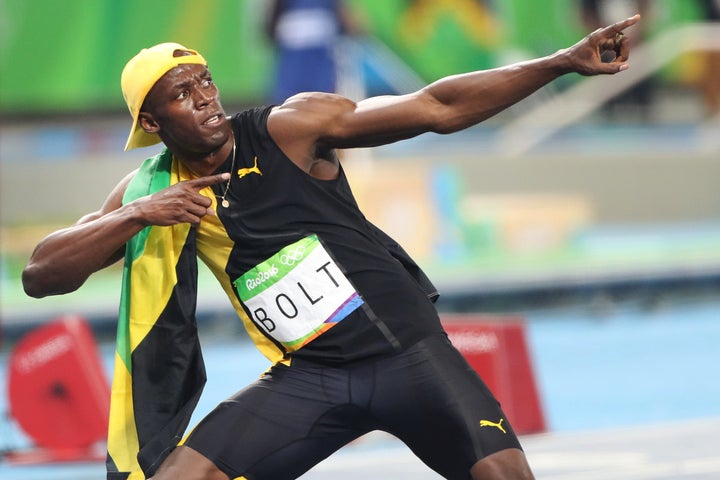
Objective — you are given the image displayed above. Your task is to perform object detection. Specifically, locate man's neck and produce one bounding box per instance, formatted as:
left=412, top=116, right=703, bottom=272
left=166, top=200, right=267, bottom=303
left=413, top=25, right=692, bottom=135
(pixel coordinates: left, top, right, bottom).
left=172, top=136, right=234, bottom=178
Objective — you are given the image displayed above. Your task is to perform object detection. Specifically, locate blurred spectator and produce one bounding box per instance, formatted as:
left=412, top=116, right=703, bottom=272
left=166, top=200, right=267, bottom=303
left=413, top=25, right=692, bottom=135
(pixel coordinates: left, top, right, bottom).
left=696, top=0, right=720, bottom=117
left=579, top=0, right=656, bottom=120
left=265, top=0, right=359, bottom=103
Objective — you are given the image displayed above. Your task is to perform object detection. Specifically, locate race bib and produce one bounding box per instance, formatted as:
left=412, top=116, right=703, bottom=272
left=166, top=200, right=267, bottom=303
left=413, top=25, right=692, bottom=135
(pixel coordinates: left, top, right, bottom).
left=234, top=235, right=363, bottom=351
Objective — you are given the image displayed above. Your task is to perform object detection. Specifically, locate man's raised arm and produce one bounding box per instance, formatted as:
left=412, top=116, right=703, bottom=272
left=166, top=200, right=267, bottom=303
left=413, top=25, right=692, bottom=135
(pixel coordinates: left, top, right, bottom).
left=270, top=15, right=640, bottom=155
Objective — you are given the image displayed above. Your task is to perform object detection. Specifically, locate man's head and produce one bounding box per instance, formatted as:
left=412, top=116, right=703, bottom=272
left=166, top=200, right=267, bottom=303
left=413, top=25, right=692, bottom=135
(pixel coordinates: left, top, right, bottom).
left=121, top=43, right=207, bottom=150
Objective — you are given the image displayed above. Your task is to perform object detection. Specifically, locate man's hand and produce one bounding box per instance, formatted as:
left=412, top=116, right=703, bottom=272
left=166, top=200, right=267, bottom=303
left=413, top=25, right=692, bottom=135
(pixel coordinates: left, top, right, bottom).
left=563, top=14, right=641, bottom=76
left=133, top=172, right=230, bottom=227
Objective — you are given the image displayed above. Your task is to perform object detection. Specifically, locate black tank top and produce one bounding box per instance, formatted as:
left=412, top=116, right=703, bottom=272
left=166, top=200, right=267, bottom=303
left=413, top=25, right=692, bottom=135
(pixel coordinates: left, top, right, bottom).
left=214, top=107, right=443, bottom=364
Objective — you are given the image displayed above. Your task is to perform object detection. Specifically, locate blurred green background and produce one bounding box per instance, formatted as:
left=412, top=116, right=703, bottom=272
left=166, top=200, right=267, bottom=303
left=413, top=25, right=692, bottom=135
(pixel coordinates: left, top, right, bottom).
left=0, top=0, right=706, bottom=114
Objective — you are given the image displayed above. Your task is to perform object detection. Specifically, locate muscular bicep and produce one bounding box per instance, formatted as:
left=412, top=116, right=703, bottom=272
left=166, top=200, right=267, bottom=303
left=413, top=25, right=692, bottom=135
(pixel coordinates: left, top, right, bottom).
left=334, top=93, right=447, bottom=148
left=268, top=91, right=443, bottom=154
left=23, top=170, right=139, bottom=297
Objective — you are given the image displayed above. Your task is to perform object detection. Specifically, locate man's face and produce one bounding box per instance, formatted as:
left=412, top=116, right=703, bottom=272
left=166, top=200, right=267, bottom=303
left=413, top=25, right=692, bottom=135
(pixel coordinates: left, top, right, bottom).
left=141, top=63, right=229, bottom=153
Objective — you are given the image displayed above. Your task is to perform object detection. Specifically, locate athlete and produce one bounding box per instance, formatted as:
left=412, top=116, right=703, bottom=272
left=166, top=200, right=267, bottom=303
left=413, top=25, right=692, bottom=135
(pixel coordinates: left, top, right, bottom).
left=22, top=14, right=640, bottom=480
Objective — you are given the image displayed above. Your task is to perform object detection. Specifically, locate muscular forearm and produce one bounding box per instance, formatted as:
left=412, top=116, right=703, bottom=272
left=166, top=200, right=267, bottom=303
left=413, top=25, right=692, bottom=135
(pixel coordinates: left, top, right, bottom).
left=22, top=171, right=228, bottom=298
left=423, top=51, right=572, bottom=134
left=423, top=10, right=639, bottom=135
left=22, top=204, right=145, bottom=298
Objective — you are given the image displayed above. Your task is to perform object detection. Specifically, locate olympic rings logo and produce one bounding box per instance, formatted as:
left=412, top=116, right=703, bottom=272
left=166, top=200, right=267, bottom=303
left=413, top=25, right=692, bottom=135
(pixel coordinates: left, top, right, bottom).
left=280, top=245, right=306, bottom=266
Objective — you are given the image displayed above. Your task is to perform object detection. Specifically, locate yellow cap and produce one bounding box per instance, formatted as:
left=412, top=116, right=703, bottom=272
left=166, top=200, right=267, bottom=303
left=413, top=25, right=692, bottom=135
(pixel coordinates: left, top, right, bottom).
left=121, top=43, right=207, bottom=150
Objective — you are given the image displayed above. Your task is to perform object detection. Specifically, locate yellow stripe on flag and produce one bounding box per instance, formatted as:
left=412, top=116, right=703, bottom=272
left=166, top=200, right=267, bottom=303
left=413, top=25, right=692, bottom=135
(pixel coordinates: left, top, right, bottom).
left=107, top=351, right=141, bottom=476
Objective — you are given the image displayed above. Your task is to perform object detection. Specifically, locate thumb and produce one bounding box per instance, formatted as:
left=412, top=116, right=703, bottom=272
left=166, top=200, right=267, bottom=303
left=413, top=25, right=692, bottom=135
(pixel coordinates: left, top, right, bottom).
left=598, top=62, right=630, bottom=75
left=614, top=63, right=630, bottom=73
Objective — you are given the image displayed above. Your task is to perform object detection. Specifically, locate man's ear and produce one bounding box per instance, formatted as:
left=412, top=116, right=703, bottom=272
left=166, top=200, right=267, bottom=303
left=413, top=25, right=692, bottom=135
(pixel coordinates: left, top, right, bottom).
left=138, top=112, right=160, bottom=134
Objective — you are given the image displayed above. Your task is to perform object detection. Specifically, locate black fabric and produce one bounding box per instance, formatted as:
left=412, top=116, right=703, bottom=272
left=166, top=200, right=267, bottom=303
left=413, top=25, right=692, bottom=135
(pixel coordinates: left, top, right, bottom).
left=106, top=473, right=130, bottom=480
left=185, top=333, right=521, bottom=480
left=213, top=107, right=444, bottom=364
left=105, top=454, right=130, bottom=480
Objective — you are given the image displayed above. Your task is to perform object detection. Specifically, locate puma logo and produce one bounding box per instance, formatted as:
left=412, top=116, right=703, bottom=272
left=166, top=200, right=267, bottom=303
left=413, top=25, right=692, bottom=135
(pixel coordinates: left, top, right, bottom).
left=237, top=156, right=262, bottom=179
left=479, top=418, right=507, bottom=434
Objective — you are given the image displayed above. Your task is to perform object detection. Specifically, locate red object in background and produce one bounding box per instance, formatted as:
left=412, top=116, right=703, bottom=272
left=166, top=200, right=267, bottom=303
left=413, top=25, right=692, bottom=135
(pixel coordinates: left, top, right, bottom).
left=6, top=315, right=110, bottom=462
left=442, top=315, right=546, bottom=435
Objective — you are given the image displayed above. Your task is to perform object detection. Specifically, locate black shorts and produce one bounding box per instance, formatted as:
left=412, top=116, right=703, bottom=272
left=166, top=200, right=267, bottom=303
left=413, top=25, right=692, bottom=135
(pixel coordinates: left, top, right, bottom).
left=184, top=332, right=522, bottom=480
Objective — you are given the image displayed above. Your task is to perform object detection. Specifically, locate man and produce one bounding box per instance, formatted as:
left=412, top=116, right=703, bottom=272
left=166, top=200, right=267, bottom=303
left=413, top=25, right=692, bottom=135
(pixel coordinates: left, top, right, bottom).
left=23, top=14, right=640, bottom=480
left=265, top=0, right=359, bottom=103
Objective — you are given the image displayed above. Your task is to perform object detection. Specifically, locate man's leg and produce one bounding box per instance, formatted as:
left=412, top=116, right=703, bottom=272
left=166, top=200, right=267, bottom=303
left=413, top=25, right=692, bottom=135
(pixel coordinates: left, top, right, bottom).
left=370, top=333, right=535, bottom=480
left=150, top=446, right=228, bottom=480
left=470, top=448, right=535, bottom=480
left=153, top=361, right=371, bottom=480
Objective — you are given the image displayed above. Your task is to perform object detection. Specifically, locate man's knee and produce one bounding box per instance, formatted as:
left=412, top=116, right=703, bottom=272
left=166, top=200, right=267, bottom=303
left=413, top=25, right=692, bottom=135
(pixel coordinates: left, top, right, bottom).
left=149, top=446, right=228, bottom=480
left=470, top=448, right=534, bottom=480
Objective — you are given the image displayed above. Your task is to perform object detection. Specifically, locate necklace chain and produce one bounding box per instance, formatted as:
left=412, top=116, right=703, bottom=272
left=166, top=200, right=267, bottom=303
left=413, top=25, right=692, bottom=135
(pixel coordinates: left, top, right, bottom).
left=217, top=139, right=236, bottom=208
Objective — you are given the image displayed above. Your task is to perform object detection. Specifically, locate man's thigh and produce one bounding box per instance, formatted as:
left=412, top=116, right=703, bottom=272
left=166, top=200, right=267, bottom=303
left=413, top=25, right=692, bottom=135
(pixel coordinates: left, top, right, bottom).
left=183, top=362, right=371, bottom=480
left=370, top=334, right=524, bottom=480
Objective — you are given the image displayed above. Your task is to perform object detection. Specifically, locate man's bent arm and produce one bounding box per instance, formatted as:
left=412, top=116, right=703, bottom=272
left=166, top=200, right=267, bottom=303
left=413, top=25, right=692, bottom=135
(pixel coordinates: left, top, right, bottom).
left=22, top=171, right=230, bottom=298
left=22, top=173, right=142, bottom=298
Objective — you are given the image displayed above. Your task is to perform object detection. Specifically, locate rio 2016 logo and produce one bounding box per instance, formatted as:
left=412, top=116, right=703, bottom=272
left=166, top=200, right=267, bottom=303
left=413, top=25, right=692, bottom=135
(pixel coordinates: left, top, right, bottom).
left=245, top=265, right=279, bottom=291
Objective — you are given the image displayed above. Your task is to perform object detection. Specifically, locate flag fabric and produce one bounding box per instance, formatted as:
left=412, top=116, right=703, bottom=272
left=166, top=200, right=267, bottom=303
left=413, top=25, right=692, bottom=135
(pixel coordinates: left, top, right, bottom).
left=106, top=149, right=206, bottom=480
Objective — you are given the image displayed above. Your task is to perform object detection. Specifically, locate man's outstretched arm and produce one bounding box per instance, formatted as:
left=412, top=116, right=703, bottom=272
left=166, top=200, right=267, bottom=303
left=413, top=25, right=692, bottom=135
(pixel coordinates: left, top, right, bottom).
left=269, top=15, right=640, bottom=159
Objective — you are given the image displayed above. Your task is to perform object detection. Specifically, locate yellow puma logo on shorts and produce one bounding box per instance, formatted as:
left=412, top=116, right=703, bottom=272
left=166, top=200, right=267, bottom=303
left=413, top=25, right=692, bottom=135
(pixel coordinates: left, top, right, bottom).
left=237, top=156, right=262, bottom=179
left=479, top=418, right=506, bottom=434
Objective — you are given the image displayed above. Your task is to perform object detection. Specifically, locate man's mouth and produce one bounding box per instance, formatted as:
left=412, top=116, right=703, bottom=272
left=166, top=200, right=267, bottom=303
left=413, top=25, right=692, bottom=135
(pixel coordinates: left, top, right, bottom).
left=202, top=113, right=223, bottom=126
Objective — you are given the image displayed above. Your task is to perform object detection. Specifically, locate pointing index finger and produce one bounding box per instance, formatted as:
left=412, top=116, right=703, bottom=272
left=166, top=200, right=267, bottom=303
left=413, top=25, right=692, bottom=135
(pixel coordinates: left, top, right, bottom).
left=189, top=172, right=231, bottom=189
left=605, top=13, right=641, bottom=36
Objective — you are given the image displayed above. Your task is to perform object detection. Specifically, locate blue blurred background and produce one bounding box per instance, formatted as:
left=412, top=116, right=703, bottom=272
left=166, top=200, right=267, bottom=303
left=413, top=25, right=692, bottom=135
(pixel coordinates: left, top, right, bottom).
left=1, top=0, right=719, bottom=472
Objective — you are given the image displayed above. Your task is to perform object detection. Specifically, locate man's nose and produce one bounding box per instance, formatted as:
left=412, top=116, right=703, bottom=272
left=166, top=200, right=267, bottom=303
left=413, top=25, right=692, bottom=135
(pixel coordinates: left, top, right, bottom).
left=194, top=86, right=214, bottom=107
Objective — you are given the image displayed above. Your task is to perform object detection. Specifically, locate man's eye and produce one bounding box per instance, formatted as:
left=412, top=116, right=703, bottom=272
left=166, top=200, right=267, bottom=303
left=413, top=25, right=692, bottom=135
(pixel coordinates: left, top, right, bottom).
left=177, top=90, right=188, bottom=99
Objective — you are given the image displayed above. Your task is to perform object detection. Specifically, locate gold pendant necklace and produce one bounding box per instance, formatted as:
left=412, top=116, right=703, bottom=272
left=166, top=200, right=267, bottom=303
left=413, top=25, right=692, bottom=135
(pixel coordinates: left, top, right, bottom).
left=217, top=139, right=236, bottom=208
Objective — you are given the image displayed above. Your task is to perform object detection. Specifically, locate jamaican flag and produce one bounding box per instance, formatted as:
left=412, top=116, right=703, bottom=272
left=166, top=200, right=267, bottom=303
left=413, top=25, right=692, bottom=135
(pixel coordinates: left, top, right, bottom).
left=104, top=144, right=311, bottom=479
left=106, top=149, right=206, bottom=480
